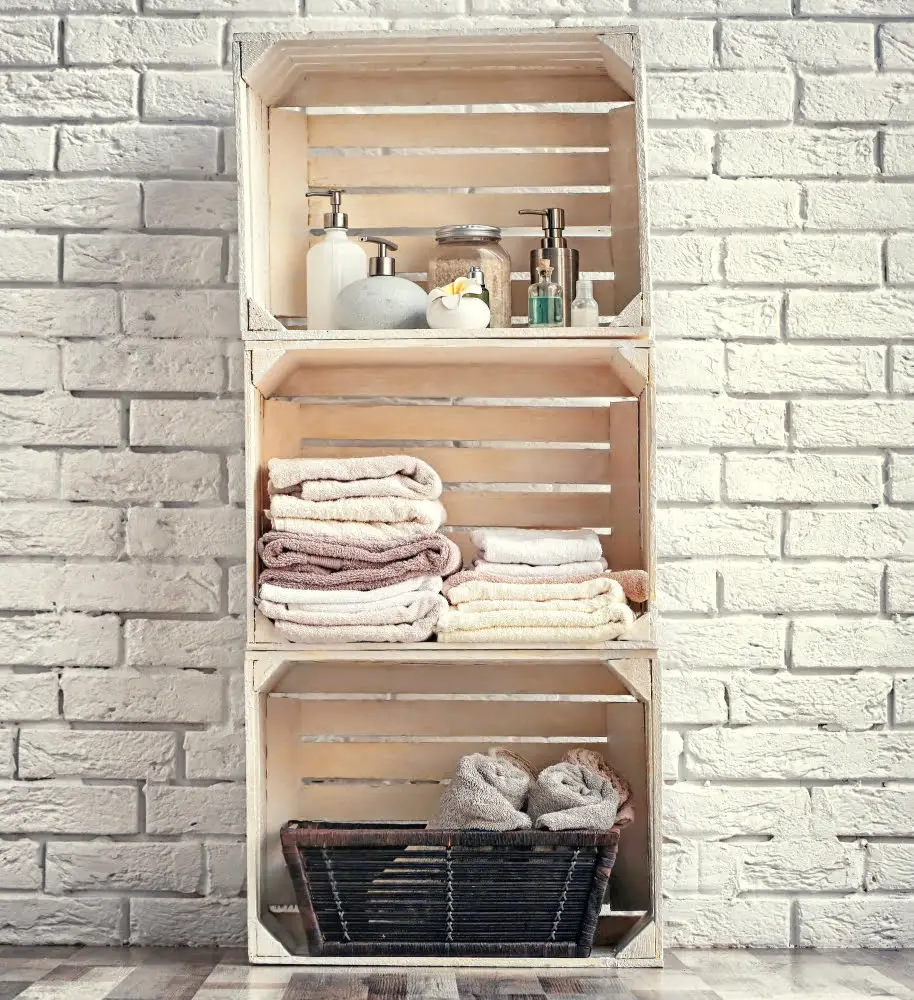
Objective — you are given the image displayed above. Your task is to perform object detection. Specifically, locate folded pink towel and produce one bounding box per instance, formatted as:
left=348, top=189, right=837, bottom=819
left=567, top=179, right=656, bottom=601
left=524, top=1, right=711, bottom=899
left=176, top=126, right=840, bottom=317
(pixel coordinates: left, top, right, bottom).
left=258, top=531, right=461, bottom=591
left=268, top=455, right=441, bottom=500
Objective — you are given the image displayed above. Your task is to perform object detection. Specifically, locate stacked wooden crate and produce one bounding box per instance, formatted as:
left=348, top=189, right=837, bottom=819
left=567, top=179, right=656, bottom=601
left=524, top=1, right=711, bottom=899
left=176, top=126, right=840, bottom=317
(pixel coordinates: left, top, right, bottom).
left=235, top=27, right=660, bottom=967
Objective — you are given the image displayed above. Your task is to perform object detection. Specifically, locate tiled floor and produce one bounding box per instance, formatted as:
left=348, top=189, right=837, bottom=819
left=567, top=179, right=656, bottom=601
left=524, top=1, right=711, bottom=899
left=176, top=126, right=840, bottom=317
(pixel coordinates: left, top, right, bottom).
left=0, top=948, right=911, bottom=999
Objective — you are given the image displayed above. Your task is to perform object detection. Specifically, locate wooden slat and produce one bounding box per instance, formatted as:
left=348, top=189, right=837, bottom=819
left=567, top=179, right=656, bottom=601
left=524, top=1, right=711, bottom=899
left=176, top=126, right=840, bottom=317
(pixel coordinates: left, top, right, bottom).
left=307, top=113, right=611, bottom=150
left=265, top=445, right=611, bottom=485
left=289, top=57, right=608, bottom=75
left=264, top=489, right=613, bottom=529
left=264, top=400, right=613, bottom=444
left=441, top=490, right=612, bottom=529
left=295, top=741, right=611, bottom=780
left=606, top=399, right=642, bottom=572
left=281, top=74, right=628, bottom=109
left=308, top=193, right=610, bottom=230
left=296, top=782, right=443, bottom=823
left=266, top=33, right=605, bottom=59
left=269, top=363, right=630, bottom=400
left=273, top=661, right=629, bottom=696
left=308, top=152, right=610, bottom=189
left=608, top=104, right=642, bottom=314
left=382, top=235, right=612, bottom=276
left=269, top=107, right=309, bottom=319
left=293, top=700, right=608, bottom=737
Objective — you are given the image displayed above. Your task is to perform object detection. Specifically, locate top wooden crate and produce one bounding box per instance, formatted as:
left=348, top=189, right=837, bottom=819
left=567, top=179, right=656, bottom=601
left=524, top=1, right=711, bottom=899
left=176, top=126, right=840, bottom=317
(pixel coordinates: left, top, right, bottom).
left=234, top=28, right=649, bottom=339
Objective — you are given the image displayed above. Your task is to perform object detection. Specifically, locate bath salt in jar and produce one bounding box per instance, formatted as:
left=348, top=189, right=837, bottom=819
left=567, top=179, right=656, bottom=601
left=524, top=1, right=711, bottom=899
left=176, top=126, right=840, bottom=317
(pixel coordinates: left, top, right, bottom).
left=428, top=225, right=512, bottom=329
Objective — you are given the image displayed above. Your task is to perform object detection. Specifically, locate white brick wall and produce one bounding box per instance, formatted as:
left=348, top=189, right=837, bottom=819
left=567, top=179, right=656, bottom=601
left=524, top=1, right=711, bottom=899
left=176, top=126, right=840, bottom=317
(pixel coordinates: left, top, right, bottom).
left=0, top=3, right=909, bottom=954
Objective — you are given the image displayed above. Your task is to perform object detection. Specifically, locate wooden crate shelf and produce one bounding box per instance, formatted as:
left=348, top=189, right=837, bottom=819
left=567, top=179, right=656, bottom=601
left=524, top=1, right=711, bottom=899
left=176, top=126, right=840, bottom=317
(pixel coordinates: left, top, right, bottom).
left=234, top=27, right=649, bottom=338
left=246, top=648, right=662, bottom=967
left=238, top=26, right=658, bottom=968
left=246, top=337, right=655, bottom=650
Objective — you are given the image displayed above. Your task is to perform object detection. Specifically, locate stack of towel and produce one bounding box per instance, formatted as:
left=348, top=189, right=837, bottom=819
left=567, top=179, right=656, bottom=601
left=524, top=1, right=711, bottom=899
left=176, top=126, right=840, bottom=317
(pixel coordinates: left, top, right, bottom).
left=257, top=455, right=460, bottom=643
left=436, top=528, right=646, bottom=645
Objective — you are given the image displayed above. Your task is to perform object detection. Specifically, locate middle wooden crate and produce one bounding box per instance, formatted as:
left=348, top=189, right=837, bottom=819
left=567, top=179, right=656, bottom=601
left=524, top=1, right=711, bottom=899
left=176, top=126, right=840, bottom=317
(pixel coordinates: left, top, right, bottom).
left=247, top=337, right=654, bottom=649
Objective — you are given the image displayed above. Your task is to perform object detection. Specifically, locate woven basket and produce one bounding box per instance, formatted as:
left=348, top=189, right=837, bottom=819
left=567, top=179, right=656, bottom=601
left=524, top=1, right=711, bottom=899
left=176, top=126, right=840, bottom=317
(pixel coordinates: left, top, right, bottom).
left=280, top=821, right=621, bottom=958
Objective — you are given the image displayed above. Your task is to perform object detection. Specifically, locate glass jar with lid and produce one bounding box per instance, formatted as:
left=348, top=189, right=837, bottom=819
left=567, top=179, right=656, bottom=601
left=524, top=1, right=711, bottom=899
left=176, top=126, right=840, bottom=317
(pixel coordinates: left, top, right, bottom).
left=428, top=225, right=512, bottom=329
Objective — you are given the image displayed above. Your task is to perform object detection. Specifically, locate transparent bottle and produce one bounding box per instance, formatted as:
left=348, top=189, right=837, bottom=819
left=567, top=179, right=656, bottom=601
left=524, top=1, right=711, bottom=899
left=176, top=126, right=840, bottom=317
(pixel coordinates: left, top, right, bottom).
left=570, top=277, right=599, bottom=328
left=428, top=225, right=511, bottom=328
left=527, top=260, right=563, bottom=327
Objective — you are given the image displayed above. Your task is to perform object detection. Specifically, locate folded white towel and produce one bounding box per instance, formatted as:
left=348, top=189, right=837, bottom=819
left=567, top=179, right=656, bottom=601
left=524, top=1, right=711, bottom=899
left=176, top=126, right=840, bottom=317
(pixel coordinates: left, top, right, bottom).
left=471, top=528, right=604, bottom=566
left=259, top=593, right=447, bottom=627
left=472, top=558, right=608, bottom=579
left=260, top=576, right=443, bottom=607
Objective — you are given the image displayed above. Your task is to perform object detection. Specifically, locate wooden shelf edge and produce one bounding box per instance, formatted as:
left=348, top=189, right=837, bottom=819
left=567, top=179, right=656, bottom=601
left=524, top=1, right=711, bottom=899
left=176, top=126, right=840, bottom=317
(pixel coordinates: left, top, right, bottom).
left=246, top=640, right=659, bottom=655
left=243, top=324, right=652, bottom=343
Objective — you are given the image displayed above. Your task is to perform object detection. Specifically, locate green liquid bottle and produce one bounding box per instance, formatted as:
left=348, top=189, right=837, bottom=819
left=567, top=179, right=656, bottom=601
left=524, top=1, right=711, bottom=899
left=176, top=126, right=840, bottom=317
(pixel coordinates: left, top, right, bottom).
left=527, top=259, right=564, bottom=328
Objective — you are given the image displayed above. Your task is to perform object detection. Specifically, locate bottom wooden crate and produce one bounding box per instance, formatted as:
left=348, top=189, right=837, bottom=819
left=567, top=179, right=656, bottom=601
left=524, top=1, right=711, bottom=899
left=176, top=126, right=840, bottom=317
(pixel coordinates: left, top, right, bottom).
left=246, top=647, right=662, bottom=967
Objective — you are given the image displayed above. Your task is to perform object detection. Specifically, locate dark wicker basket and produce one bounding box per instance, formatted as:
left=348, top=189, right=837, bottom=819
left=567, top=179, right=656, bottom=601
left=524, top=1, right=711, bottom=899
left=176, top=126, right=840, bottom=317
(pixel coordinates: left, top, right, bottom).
left=280, top=820, right=621, bottom=958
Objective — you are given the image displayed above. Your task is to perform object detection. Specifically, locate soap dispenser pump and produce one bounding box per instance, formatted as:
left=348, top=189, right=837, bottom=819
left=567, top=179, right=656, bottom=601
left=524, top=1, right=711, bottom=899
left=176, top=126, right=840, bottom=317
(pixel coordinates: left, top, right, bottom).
left=305, top=187, right=368, bottom=331
left=335, top=237, right=429, bottom=331
left=518, top=207, right=579, bottom=326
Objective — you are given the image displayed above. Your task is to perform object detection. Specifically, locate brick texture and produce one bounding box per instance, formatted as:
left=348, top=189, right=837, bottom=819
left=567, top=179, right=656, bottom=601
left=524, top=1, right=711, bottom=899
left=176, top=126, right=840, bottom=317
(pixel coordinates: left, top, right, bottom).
left=0, top=3, right=908, bottom=953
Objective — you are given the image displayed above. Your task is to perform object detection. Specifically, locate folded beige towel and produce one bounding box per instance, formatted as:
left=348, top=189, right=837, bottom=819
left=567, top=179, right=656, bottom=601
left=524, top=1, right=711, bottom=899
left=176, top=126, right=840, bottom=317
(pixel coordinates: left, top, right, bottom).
left=259, top=592, right=446, bottom=628
left=444, top=575, right=625, bottom=605
left=471, top=528, right=604, bottom=566
left=438, top=601, right=634, bottom=635
left=260, top=575, right=443, bottom=607
left=270, top=495, right=445, bottom=529
left=427, top=749, right=535, bottom=831
left=436, top=622, right=633, bottom=644
left=473, top=557, right=608, bottom=579
left=528, top=749, right=632, bottom=831
left=268, top=455, right=441, bottom=501
left=269, top=518, right=437, bottom=541
left=454, top=595, right=629, bottom=618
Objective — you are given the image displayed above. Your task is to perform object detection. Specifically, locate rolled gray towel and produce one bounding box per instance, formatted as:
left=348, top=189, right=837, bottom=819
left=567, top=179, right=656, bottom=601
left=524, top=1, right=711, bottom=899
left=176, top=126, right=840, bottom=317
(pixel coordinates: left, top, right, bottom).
left=528, top=749, right=632, bottom=831
left=428, top=750, right=535, bottom=831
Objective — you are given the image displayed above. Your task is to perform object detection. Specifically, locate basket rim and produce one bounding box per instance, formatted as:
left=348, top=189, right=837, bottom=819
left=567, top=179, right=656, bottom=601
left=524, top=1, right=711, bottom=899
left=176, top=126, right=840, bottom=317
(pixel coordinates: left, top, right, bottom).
left=280, top=820, right=621, bottom=848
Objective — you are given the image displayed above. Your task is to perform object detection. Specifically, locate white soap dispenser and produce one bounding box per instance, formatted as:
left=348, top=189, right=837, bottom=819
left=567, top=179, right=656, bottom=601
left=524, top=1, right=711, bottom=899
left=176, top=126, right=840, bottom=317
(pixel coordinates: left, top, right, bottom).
left=335, top=237, right=429, bottom=330
left=305, top=188, right=368, bottom=330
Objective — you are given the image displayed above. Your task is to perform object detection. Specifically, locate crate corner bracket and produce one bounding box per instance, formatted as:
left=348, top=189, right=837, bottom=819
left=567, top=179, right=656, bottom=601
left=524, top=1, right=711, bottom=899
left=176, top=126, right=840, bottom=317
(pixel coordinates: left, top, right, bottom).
left=248, top=297, right=286, bottom=335
left=615, top=917, right=661, bottom=962
left=606, top=657, right=651, bottom=701
left=608, top=294, right=643, bottom=329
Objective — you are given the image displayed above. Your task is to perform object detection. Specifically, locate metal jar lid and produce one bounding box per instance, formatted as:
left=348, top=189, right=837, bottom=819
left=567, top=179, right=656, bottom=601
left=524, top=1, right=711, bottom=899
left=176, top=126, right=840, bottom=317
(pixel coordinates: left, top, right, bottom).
left=434, top=224, right=502, bottom=243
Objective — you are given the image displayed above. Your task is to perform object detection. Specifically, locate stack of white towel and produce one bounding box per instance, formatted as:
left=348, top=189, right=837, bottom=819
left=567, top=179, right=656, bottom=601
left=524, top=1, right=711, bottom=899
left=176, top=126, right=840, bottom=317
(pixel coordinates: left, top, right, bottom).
left=257, top=455, right=460, bottom=643
left=436, top=528, right=636, bottom=645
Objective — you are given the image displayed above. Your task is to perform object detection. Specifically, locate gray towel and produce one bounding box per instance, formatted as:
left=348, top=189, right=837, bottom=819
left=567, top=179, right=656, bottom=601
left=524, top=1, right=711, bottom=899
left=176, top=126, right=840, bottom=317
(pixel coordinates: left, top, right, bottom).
left=527, top=749, right=631, bottom=831
left=428, top=750, right=535, bottom=831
